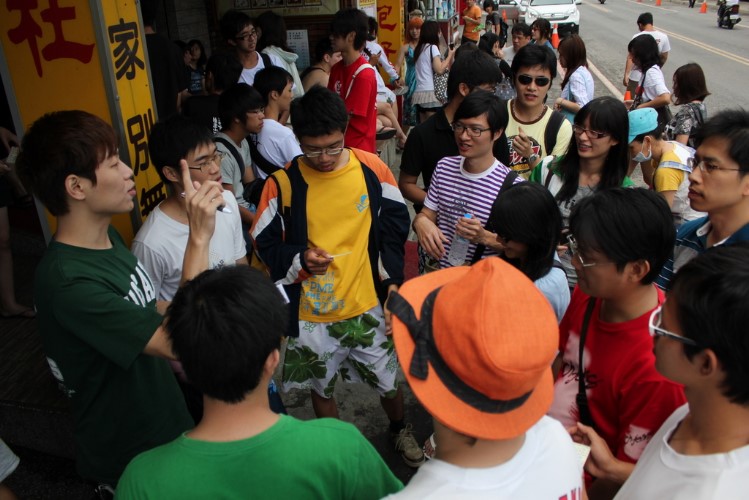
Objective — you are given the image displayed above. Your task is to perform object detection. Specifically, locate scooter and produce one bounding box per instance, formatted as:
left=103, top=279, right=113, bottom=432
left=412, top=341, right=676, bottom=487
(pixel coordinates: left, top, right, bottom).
left=717, top=0, right=741, bottom=29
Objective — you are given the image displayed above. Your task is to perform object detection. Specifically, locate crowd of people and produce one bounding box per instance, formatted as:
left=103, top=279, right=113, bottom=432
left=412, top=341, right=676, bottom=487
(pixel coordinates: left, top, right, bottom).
left=1, top=1, right=749, bottom=499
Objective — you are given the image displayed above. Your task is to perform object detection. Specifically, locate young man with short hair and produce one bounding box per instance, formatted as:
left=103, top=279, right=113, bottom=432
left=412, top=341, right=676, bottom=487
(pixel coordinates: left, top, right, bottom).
left=506, top=44, right=572, bottom=177
left=250, top=86, right=422, bottom=467
left=550, top=188, right=686, bottom=500
left=570, top=244, right=749, bottom=499
left=386, top=257, right=583, bottom=498
left=623, top=12, right=671, bottom=94
left=656, top=109, right=749, bottom=291
left=501, top=22, right=531, bottom=66
left=461, top=0, right=482, bottom=45
left=219, top=10, right=281, bottom=86
left=327, top=8, right=378, bottom=154
left=17, top=110, right=222, bottom=489
left=116, top=266, right=403, bottom=499
left=253, top=66, right=303, bottom=171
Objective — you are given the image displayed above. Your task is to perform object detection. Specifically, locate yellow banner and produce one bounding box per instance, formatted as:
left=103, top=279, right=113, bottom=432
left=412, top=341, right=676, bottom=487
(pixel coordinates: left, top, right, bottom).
left=376, top=0, right=404, bottom=70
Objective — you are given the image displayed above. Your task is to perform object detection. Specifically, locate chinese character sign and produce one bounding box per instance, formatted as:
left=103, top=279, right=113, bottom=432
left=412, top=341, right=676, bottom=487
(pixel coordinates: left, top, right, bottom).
left=376, top=0, right=404, bottom=70
left=108, top=17, right=144, bottom=81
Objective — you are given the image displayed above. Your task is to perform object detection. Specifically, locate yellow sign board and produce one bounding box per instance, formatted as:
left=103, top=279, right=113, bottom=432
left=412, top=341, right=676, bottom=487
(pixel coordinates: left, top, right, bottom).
left=376, top=0, right=404, bottom=70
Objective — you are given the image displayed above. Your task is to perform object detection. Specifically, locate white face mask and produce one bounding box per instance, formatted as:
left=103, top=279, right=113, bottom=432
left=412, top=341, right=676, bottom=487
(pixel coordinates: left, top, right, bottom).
left=632, top=139, right=652, bottom=163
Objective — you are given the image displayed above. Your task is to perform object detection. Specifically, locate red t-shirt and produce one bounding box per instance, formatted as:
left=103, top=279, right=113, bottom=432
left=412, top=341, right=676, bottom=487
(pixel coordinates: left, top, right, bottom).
left=549, top=287, right=686, bottom=464
left=328, top=56, right=377, bottom=154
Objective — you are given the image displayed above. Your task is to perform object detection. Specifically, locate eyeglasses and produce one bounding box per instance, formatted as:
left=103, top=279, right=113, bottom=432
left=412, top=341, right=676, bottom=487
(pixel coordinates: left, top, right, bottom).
left=302, top=143, right=345, bottom=158
left=247, top=108, right=265, bottom=116
left=517, top=74, right=551, bottom=87
left=572, top=125, right=609, bottom=139
left=687, top=158, right=742, bottom=174
left=531, top=27, right=540, bottom=31
left=188, top=151, right=225, bottom=172
left=649, top=306, right=699, bottom=346
left=235, top=30, right=258, bottom=41
left=451, top=123, right=492, bottom=137
left=566, top=234, right=605, bottom=268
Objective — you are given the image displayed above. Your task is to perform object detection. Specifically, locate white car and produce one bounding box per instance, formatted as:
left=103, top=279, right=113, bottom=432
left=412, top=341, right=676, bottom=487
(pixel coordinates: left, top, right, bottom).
left=519, top=0, right=580, bottom=37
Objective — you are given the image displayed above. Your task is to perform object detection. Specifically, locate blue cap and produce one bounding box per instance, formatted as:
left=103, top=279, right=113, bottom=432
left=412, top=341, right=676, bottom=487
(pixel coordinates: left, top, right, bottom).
left=628, top=108, right=659, bottom=144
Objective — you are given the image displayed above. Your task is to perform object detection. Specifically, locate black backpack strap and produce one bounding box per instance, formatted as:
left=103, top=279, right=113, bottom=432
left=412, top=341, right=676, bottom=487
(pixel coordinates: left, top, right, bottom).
left=213, top=136, right=246, bottom=179
left=544, top=110, right=565, bottom=158
left=470, top=170, right=518, bottom=264
left=576, top=298, right=598, bottom=428
left=247, top=137, right=282, bottom=177
left=259, top=52, right=273, bottom=69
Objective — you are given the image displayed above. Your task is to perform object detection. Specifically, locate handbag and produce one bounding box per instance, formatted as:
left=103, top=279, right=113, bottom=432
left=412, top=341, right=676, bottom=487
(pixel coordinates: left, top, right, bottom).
left=433, top=67, right=449, bottom=104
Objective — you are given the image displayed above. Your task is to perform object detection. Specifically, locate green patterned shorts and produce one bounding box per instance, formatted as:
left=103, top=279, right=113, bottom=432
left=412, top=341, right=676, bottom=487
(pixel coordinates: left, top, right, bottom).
left=282, top=305, right=399, bottom=399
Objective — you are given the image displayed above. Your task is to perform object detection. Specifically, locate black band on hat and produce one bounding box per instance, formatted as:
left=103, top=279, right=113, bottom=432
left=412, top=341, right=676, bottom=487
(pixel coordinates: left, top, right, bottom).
left=388, top=290, right=532, bottom=414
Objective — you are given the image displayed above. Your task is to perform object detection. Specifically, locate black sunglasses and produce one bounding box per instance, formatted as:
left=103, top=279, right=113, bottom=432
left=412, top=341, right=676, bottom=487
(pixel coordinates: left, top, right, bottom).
left=517, top=74, right=551, bottom=87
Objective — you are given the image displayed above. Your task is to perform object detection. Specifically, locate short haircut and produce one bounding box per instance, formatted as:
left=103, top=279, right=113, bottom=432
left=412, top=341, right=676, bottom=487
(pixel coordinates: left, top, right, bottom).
left=489, top=182, right=561, bottom=282
left=290, top=85, right=348, bottom=139
left=330, top=8, right=369, bottom=51
left=628, top=34, right=660, bottom=72
left=218, top=83, right=264, bottom=131
left=569, top=188, right=675, bottom=285
left=670, top=243, right=749, bottom=405
left=672, top=63, right=710, bottom=105
left=165, top=266, right=288, bottom=403
left=148, top=115, right=213, bottom=185
left=530, top=18, right=552, bottom=40
left=220, top=9, right=252, bottom=41
left=256, top=10, right=291, bottom=52
left=446, top=50, right=502, bottom=101
left=254, top=66, right=293, bottom=105
left=483, top=0, right=495, bottom=10
left=478, top=32, right=501, bottom=57
left=453, top=90, right=508, bottom=135
left=511, top=43, right=557, bottom=80
left=205, top=51, right=243, bottom=92
left=18, top=110, right=118, bottom=216
left=694, top=108, right=749, bottom=175
left=312, top=37, right=335, bottom=63
left=637, top=12, right=654, bottom=26
left=512, top=22, right=532, bottom=37
left=556, top=97, right=630, bottom=203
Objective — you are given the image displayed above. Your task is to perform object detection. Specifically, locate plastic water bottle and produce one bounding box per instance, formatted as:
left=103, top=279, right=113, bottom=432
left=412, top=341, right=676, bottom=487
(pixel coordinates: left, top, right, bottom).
left=447, top=213, right=473, bottom=267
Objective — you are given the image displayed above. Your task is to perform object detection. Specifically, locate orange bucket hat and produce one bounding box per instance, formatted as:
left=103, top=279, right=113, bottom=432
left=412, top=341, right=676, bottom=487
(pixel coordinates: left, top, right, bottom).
left=389, top=258, right=558, bottom=440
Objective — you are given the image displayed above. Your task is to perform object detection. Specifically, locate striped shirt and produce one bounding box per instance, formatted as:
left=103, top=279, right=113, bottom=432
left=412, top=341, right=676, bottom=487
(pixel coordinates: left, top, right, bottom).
left=424, top=156, right=521, bottom=268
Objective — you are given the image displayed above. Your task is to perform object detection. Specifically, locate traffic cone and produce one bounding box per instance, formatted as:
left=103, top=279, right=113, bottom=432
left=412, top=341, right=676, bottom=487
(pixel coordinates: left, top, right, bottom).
left=655, top=0, right=661, bottom=5
left=700, top=1, right=707, bottom=13
left=623, top=90, right=632, bottom=101
left=502, top=9, right=507, bottom=22
left=551, top=24, right=560, bottom=49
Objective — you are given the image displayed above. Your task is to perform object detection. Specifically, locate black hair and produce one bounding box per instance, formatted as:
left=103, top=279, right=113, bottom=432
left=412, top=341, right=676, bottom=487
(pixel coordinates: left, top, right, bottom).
left=483, top=0, right=496, bottom=10
left=672, top=63, right=710, bottom=105
left=166, top=266, right=288, bottom=403
left=628, top=34, right=660, bottom=74
left=637, top=12, right=654, bottom=26
left=187, top=39, right=207, bottom=68
left=670, top=243, right=749, bottom=405
left=489, top=182, right=561, bottom=281
left=511, top=43, right=557, bottom=80
left=330, top=8, right=369, bottom=51
left=256, top=10, right=292, bottom=52
left=290, top=85, right=348, bottom=139
left=205, top=51, right=243, bottom=92
left=446, top=50, right=502, bottom=101
left=530, top=18, right=552, bottom=41
left=478, top=32, right=501, bottom=58
left=218, top=83, right=264, bottom=131
left=254, top=66, right=293, bottom=105
left=631, top=120, right=666, bottom=144
left=556, top=97, right=630, bottom=203
left=569, top=188, right=674, bottom=284
left=139, top=0, right=158, bottom=28
left=220, top=9, right=252, bottom=42
left=453, top=90, right=508, bottom=135
left=18, top=111, right=118, bottom=216
left=415, top=20, right=440, bottom=61
left=511, top=22, right=532, bottom=37
left=312, top=37, right=336, bottom=63
left=148, top=114, right=213, bottom=185
left=693, top=108, right=749, bottom=174
left=367, top=16, right=379, bottom=40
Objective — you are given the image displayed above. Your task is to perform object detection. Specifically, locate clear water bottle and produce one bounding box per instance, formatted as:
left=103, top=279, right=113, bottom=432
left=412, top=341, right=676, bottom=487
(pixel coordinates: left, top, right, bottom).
left=447, top=213, right=472, bottom=267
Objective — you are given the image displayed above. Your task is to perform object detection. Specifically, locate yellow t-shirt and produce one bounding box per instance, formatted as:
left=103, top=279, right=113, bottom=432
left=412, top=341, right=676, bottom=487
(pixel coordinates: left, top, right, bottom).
left=505, top=102, right=573, bottom=178
left=654, top=148, right=688, bottom=193
left=298, top=154, right=377, bottom=322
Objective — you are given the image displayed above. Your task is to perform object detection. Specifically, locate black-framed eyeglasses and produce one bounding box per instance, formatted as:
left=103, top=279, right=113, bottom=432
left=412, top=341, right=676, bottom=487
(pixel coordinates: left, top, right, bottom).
left=188, top=151, right=225, bottom=172
left=687, top=158, right=742, bottom=174
left=572, top=124, right=609, bottom=140
left=451, top=123, right=492, bottom=138
left=517, top=74, right=550, bottom=87
left=649, top=306, right=699, bottom=347
left=302, top=142, right=345, bottom=158
left=235, top=30, right=258, bottom=41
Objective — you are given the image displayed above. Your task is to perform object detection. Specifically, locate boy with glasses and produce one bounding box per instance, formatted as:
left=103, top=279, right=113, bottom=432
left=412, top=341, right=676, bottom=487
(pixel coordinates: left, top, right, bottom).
left=570, top=244, right=749, bottom=499
left=250, top=86, right=422, bottom=466
left=549, top=188, right=686, bottom=499
left=505, top=44, right=571, bottom=177
left=656, top=109, right=749, bottom=291
left=220, top=9, right=280, bottom=86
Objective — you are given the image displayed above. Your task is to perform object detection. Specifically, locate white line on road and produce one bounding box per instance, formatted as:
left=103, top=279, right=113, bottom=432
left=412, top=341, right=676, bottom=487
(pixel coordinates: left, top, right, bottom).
left=623, top=0, right=680, bottom=13
left=588, top=59, right=624, bottom=99
left=658, top=26, right=749, bottom=65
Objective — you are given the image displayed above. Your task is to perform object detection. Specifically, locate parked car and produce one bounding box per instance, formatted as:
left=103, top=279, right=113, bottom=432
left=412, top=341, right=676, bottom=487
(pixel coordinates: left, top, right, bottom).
left=495, top=0, right=521, bottom=22
left=519, top=0, right=580, bottom=37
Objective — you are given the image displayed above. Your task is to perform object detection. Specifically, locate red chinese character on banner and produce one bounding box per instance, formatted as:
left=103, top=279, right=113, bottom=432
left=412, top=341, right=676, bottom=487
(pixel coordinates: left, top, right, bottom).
left=379, top=41, right=396, bottom=60
left=6, top=0, right=94, bottom=77
left=377, top=5, right=396, bottom=31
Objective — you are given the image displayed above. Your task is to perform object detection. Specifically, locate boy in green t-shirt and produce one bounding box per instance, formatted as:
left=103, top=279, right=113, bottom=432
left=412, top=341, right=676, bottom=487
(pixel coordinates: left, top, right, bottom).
left=17, top=110, right=224, bottom=491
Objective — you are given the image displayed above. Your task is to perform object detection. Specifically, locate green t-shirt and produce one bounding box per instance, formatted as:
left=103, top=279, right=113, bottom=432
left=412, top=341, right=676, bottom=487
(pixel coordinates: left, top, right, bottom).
left=116, top=415, right=403, bottom=499
left=34, top=227, right=193, bottom=485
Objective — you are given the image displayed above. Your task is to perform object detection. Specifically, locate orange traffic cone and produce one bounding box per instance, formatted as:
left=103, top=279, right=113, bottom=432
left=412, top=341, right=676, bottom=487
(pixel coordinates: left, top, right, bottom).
left=623, top=90, right=632, bottom=101
left=502, top=9, right=507, bottom=22
left=551, top=24, right=560, bottom=49
left=655, top=0, right=662, bottom=5
left=700, top=1, right=707, bottom=13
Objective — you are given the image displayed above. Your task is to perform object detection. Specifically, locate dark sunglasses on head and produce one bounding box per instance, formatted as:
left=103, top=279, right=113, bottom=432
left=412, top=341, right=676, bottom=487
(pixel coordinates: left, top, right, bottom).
left=517, top=74, right=551, bottom=87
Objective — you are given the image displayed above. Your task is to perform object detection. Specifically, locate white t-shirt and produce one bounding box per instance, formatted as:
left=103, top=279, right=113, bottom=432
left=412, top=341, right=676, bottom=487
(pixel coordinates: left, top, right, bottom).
left=238, top=52, right=284, bottom=86
left=131, top=191, right=245, bottom=301
left=562, top=66, right=595, bottom=109
left=215, top=132, right=252, bottom=210
left=615, top=404, right=749, bottom=500
left=415, top=45, right=441, bottom=92
left=255, top=119, right=302, bottom=178
left=629, top=30, right=671, bottom=83
left=640, top=65, right=669, bottom=102
left=385, top=416, right=583, bottom=499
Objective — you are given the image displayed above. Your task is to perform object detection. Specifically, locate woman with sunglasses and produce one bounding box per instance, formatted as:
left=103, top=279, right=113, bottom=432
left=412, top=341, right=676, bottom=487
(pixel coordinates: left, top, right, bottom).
left=488, top=182, right=570, bottom=321
left=529, top=96, right=634, bottom=288
left=530, top=19, right=554, bottom=53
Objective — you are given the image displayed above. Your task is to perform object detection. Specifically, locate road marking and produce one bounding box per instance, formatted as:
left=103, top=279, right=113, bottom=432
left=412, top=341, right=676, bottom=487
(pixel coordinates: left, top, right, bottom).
left=623, top=0, right=680, bottom=13
left=658, top=26, right=749, bottom=66
left=588, top=59, right=624, bottom=99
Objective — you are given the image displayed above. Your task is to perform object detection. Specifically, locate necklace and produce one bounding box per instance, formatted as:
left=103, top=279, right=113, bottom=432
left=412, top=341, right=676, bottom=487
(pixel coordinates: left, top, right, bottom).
left=511, top=99, right=545, bottom=123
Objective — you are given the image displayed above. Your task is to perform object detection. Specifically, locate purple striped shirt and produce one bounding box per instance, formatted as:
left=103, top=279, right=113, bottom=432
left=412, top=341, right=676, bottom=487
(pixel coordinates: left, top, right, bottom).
left=424, top=156, right=521, bottom=268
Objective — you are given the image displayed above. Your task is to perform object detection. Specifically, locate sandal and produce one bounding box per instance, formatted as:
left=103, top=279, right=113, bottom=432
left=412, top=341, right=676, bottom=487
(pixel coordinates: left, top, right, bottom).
left=376, top=127, right=397, bottom=140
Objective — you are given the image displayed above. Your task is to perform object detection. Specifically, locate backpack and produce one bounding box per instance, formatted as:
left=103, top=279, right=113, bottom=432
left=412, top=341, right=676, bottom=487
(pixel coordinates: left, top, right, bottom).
left=214, top=136, right=281, bottom=207
left=543, top=110, right=566, bottom=157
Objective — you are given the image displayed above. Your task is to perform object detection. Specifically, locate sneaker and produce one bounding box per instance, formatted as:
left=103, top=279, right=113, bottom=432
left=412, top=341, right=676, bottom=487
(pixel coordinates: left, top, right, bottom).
left=392, top=424, right=426, bottom=468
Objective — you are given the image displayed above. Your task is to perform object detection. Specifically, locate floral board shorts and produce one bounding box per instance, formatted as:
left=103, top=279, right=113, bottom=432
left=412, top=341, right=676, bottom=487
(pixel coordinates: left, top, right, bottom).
left=282, top=305, right=399, bottom=399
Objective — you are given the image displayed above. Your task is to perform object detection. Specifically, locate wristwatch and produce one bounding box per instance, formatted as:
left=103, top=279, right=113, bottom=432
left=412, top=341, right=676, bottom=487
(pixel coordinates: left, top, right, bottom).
left=528, top=153, right=540, bottom=164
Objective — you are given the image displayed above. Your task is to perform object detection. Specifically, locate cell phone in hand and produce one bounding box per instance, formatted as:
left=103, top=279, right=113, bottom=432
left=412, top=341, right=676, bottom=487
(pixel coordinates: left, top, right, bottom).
left=6, top=146, right=19, bottom=165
